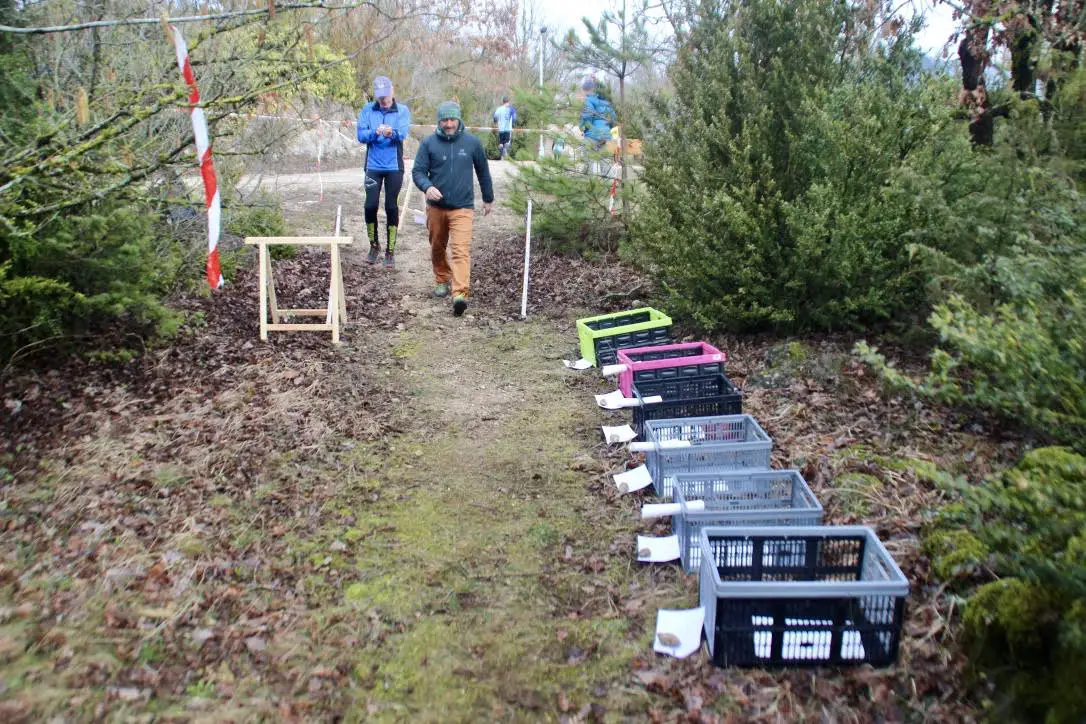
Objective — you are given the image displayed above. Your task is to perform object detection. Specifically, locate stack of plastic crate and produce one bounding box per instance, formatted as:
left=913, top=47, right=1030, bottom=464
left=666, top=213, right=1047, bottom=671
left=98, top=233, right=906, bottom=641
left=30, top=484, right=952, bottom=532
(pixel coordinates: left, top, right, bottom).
left=671, top=469, right=822, bottom=573
left=609, top=342, right=744, bottom=438
left=575, top=308, right=672, bottom=368
left=614, top=342, right=727, bottom=397
left=635, top=415, right=908, bottom=668
left=636, top=414, right=773, bottom=498
left=697, top=525, right=909, bottom=667
left=568, top=310, right=909, bottom=669
left=631, top=374, right=743, bottom=438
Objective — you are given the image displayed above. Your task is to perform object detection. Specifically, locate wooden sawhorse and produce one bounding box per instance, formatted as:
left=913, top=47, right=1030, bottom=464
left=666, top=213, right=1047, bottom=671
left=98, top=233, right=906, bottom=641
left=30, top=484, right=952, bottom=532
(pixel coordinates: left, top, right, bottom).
left=243, top=235, right=352, bottom=344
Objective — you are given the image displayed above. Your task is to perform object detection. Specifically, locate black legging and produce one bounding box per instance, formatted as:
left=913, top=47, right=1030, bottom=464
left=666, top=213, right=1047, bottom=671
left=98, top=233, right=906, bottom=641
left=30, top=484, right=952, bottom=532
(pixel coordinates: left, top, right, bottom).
left=364, top=170, right=403, bottom=229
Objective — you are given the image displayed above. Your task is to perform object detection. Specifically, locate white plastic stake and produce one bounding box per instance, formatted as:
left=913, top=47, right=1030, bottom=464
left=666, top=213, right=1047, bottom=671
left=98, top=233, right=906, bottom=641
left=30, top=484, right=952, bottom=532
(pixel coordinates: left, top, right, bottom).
left=629, top=440, right=691, bottom=453
left=601, top=363, right=628, bottom=377
left=316, top=119, right=325, bottom=201
left=401, top=172, right=415, bottom=225
left=642, top=500, right=705, bottom=520
left=327, top=205, right=342, bottom=325
left=520, top=199, right=532, bottom=319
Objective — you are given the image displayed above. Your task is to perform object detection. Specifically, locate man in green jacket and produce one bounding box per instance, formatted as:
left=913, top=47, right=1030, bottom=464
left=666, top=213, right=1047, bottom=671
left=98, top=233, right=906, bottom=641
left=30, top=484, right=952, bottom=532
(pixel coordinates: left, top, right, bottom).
left=411, top=101, right=494, bottom=317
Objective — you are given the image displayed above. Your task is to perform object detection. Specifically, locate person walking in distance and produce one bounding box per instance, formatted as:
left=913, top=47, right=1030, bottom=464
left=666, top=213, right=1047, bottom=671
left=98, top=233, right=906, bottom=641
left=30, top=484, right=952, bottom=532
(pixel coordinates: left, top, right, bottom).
left=411, top=101, right=494, bottom=317
left=357, top=75, right=411, bottom=268
left=580, top=76, right=616, bottom=149
left=493, top=96, right=517, bottom=160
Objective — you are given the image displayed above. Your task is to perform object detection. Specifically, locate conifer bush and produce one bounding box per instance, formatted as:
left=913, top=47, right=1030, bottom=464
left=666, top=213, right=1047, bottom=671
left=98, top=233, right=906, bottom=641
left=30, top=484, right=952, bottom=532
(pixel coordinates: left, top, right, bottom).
left=631, top=0, right=956, bottom=331
left=856, top=100, right=1086, bottom=450
left=926, top=448, right=1086, bottom=723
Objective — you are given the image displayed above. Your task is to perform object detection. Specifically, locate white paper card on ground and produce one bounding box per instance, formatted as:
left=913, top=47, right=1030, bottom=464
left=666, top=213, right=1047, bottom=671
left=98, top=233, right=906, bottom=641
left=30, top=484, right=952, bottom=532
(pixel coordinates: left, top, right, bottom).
left=602, top=424, right=637, bottom=444
left=563, top=358, right=593, bottom=370
left=654, top=607, right=705, bottom=659
left=595, top=390, right=663, bottom=410
left=613, top=464, right=653, bottom=494
left=642, top=500, right=705, bottom=520
left=637, top=535, right=680, bottom=562
left=595, top=389, right=630, bottom=409
left=600, top=363, right=628, bottom=377
left=413, top=211, right=426, bottom=225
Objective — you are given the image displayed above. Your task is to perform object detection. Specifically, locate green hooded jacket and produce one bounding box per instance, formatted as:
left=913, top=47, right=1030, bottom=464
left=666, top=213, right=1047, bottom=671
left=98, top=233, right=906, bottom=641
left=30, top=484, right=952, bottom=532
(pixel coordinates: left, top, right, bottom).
left=411, top=121, right=495, bottom=210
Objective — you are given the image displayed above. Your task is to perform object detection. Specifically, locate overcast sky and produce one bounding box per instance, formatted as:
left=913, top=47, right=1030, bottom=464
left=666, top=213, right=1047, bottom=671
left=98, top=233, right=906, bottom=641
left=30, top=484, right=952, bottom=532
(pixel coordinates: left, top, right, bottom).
left=540, top=0, right=959, bottom=55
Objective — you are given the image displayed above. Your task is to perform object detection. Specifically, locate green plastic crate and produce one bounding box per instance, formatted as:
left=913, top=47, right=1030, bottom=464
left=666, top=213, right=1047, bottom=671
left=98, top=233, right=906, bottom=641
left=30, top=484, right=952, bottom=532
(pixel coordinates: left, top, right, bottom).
left=576, top=308, right=673, bottom=367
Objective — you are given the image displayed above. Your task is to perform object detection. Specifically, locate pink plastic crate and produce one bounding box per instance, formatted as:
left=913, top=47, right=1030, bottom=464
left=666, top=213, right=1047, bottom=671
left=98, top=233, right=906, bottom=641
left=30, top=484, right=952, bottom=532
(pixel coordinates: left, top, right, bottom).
left=615, top=342, right=727, bottom=397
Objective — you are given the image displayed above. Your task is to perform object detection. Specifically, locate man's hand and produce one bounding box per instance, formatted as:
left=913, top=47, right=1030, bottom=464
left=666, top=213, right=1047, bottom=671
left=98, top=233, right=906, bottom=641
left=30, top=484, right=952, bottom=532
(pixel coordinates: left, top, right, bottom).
left=483, top=203, right=493, bottom=216
left=376, top=124, right=392, bottom=137
left=425, top=186, right=443, bottom=202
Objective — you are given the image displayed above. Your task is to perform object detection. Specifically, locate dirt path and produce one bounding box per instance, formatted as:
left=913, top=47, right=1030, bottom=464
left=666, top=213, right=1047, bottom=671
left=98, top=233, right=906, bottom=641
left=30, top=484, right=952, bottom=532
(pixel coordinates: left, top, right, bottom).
left=279, top=173, right=681, bottom=722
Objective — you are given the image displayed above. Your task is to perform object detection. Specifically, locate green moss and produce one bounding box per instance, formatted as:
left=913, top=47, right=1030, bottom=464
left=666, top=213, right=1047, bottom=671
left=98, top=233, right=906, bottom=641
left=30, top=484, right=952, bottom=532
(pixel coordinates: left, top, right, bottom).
left=174, top=534, right=208, bottom=556
left=344, top=582, right=368, bottom=604
left=962, top=578, right=1086, bottom=723
left=153, top=465, right=188, bottom=489
left=1018, top=446, right=1086, bottom=478
left=832, top=472, right=883, bottom=516
left=940, top=447, right=1086, bottom=721
left=925, top=529, right=988, bottom=580
left=965, top=578, right=1057, bottom=663
left=361, top=612, right=642, bottom=722
left=391, top=334, right=422, bottom=360
left=786, top=340, right=809, bottom=363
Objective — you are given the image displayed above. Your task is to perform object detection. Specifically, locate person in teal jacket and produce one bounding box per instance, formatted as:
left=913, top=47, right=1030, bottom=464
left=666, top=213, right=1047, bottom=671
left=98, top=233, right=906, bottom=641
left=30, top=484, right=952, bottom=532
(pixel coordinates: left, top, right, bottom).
left=580, top=77, right=616, bottom=149
left=357, top=75, right=411, bottom=268
left=412, top=101, right=494, bottom=317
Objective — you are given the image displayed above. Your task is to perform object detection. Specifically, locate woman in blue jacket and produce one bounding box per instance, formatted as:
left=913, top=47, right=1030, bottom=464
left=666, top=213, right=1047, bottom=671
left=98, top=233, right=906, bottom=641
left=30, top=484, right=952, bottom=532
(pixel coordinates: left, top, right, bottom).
left=357, top=75, right=412, bottom=268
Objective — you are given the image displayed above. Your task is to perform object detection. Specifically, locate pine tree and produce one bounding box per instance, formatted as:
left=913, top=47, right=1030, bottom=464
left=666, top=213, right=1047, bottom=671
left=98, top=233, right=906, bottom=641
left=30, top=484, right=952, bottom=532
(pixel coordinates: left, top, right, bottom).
left=505, top=86, right=625, bottom=254
left=563, top=0, right=661, bottom=222
left=632, top=0, right=947, bottom=331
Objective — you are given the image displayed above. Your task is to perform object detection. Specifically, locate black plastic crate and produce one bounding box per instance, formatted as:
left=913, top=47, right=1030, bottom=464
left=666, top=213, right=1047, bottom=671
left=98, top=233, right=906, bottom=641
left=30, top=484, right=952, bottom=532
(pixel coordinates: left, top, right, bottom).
left=632, top=361, right=725, bottom=387
left=699, top=526, right=909, bottom=668
left=631, top=374, right=742, bottom=438
left=622, top=344, right=713, bottom=362
left=585, top=310, right=653, bottom=329
left=593, top=327, right=672, bottom=367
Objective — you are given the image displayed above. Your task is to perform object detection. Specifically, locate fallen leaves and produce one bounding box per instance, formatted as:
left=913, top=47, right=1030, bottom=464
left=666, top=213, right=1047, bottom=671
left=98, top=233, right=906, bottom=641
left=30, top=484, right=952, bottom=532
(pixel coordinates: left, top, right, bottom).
left=0, top=240, right=409, bottom=720
left=472, top=237, right=656, bottom=321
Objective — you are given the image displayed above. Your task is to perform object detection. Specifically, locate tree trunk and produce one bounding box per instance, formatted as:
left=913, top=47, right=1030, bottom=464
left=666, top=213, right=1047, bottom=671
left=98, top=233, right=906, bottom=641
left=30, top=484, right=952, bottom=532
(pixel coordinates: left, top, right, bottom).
left=0, top=0, right=12, bottom=53
left=1011, top=19, right=1038, bottom=97
left=959, top=29, right=994, bottom=146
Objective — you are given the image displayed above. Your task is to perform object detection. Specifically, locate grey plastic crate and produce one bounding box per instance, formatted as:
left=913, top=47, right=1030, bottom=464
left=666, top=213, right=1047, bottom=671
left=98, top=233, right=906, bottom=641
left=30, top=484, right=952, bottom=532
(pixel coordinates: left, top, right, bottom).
left=642, top=415, right=772, bottom=497
left=672, top=470, right=823, bottom=573
left=698, top=526, right=909, bottom=668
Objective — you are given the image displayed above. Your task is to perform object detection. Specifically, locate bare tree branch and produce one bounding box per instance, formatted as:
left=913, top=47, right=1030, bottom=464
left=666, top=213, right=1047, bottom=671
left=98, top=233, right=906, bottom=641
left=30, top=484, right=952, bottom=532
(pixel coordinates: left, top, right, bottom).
left=0, top=0, right=449, bottom=35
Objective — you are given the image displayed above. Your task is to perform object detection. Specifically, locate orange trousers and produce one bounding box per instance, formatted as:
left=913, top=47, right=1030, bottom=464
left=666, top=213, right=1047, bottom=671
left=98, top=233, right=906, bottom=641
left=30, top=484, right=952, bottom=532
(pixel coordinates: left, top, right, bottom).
left=427, top=207, right=474, bottom=298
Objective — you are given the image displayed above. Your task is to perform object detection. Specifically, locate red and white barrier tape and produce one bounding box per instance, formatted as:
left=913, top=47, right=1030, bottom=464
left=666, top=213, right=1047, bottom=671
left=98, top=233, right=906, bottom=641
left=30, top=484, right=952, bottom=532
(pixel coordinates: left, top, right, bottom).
left=171, top=25, right=223, bottom=289
left=226, top=112, right=556, bottom=135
